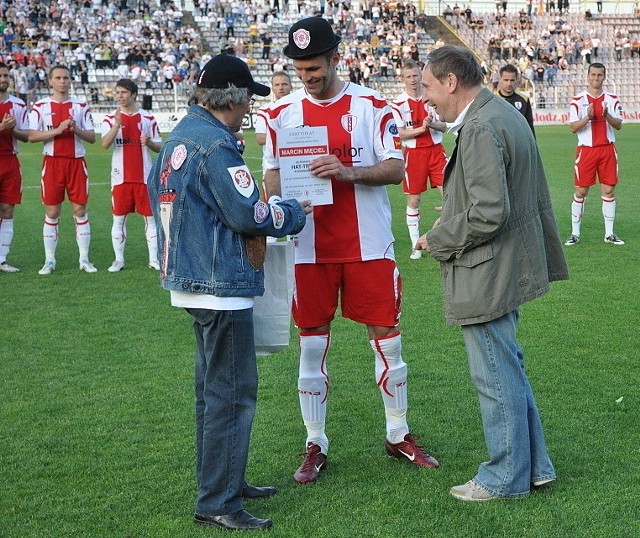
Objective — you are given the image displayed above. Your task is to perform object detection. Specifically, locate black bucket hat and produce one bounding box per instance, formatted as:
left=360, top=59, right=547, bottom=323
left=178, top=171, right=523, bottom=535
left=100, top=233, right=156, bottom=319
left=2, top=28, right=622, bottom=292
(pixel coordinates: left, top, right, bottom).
left=283, top=17, right=342, bottom=59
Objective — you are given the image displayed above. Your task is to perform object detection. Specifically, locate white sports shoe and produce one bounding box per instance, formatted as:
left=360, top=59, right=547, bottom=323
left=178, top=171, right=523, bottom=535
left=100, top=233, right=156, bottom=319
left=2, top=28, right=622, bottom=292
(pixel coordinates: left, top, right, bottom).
left=0, top=261, right=20, bottom=273
left=38, top=261, right=56, bottom=275
left=108, top=260, right=125, bottom=272
left=410, top=249, right=422, bottom=260
left=148, top=260, right=160, bottom=270
left=79, top=260, right=98, bottom=273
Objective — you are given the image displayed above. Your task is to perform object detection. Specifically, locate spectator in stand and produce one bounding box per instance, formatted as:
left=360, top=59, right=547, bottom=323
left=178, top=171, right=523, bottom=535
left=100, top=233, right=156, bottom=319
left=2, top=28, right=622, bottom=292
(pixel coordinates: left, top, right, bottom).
left=565, top=63, right=625, bottom=247
left=261, top=34, right=272, bottom=60
left=591, top=35, right=601, bottom=60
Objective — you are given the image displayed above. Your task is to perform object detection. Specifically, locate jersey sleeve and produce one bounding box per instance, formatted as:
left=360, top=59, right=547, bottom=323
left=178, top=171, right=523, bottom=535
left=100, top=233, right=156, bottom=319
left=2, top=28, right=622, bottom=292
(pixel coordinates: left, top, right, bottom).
left=254, top=107, right=268, bottom=135
left=28, top=104, right=44, bottom=130
left=569, top=97, right=582, bottom=123
left=101, top=115, right=115, bottom=137
left=78, top=103, right=95, bottom=131
left=372, top=95, right=403, bottom=161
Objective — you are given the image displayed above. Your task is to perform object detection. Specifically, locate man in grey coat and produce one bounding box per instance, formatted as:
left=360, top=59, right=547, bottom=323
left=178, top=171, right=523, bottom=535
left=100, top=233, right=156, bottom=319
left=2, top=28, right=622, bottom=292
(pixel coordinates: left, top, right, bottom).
left=417, top=46, right=569, bottom=501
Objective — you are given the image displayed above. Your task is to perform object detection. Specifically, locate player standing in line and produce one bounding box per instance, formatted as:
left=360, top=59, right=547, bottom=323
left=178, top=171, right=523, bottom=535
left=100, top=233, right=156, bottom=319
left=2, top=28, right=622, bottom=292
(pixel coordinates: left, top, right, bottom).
left=496, top=64, right=535, bottom=135
left=263, top=17, right=439, bottom=485
left=391, top=59, right=447, bottom=260
left=254, top=71, right=293, bottom=147
left=565, top=63, right=624, bottom=246
left=28, top=65, right=97, bottom=275
left=101, top=79, right=163, bottom=272
left=0, top=62, right=29, bottom=273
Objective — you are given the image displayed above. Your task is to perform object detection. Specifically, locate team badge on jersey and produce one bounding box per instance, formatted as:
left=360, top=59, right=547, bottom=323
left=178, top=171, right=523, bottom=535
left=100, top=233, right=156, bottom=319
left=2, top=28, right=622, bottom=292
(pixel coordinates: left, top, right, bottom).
left=341, top=114, right=357, bottom=133
left=515, top=102, right=522, bottom=110
left=292, top=29, right=311, bottom=50
left=254, top=201, right=269, bottom=223
left=389, top=123, right=398, bottom=136
left=228, top=165, right=255, bottom=198
left=270, top=204, right=285, bottom=229
left=171, top=144, right=187, bottom=170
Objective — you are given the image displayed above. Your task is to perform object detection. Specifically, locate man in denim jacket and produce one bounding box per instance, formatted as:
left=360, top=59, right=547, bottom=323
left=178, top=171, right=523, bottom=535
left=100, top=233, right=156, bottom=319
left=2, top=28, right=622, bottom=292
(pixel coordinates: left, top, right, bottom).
left=148, top=54, right=311, bottom=531
left=418, top=46, right=568, bottom=501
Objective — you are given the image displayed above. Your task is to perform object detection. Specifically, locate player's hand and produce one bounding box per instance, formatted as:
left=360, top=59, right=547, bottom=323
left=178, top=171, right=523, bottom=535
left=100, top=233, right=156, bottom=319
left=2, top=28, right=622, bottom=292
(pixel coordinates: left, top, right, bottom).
left=58, top=118, right=74, bottom=134
left=140, top=133, right=149, bottom=146
left=586, top=104, right=594, bottom=120
left=308, top=154, right=350, bottom=182
left=0, top=113, right=16, bottom=131
left=114, top=108, right=122, bottom=126
left=602, top=103, right=609, bottom=118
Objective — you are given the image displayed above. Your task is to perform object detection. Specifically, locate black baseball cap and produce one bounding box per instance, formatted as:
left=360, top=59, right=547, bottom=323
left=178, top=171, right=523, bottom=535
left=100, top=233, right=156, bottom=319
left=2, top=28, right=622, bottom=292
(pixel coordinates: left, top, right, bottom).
left=196, top=54, right=270, bottom=96
left=283, top=17, right=342, bottom=59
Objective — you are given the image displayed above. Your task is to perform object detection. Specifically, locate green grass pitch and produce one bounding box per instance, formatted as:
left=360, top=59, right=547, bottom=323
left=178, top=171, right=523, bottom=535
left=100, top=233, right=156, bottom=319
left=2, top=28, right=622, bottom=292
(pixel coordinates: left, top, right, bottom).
left=1, top=125, right=638, bottom=537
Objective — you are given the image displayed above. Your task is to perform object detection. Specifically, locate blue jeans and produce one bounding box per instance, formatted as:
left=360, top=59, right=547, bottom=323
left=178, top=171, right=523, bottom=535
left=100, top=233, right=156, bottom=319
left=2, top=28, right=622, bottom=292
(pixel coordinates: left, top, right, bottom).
left=461, top=310, right=556, bottom=497
left=188, top=307, right=258, bottom=516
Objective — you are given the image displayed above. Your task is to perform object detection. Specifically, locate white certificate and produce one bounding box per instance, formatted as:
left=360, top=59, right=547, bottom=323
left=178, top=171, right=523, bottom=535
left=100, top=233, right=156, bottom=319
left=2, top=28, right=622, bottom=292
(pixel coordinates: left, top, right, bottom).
left=278, top=126, right=333, bottom=205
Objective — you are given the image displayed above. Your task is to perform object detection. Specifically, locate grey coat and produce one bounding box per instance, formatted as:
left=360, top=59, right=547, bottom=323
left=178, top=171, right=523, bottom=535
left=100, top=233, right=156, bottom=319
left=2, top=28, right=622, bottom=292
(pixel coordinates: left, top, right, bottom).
left=426, top=88, right=569, bottom=326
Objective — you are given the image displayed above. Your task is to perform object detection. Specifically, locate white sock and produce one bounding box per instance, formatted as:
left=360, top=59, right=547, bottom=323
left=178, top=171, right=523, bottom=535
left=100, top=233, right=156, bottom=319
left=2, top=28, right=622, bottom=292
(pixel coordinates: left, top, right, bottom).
left=43, top=216, right=59, bottom=262
left=298, top=331, right=331, bottom=454
left=406, top=207, right=420, bottom=249
left=571, top=195, right=584, bottom=236
left=144, top=215, right=159, bottom=263
left=0, top=218, right=14, bottom=263
left=74, top=214, right=91, bottom=261
left=601, top=196, right=616, bottom=237
left=371, top=332, right=409, bottom=444
left=111, top=215, right=127, bottom=262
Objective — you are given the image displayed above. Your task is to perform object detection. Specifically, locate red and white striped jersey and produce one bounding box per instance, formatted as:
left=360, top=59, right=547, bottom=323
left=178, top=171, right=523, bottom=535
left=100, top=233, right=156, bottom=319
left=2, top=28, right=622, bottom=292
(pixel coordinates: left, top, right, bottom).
left=29, top=98, right=95, bottom=157
left=0, top=95, right=28, bottom=156
left=254, top=105, right=269, bottom=137
left=101, top=110, right=161, bottom=185
left=391, top=92, right=443, bottom=148
left=569, top=91, right=622, bottom=147
left=263, top=82, right=403, bottom=264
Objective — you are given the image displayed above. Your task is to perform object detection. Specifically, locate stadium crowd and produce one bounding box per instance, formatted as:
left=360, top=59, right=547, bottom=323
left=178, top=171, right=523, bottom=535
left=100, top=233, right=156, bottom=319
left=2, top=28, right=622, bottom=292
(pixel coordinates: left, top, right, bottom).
left=0, top=0, right=203, bottom=105
left=2, top=0, right=639, bottom=110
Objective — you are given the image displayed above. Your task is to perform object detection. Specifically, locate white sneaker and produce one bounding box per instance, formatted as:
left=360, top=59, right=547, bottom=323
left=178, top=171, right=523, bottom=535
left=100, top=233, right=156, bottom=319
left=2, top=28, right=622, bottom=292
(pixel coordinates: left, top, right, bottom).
left=108, top=260, right=125, bottom=272
left=79, top=260, right=98, bottom=273
left=410, top=249, right=422, bottom=260
left=604, top=234, right=625, bottom=245
left=0, top=261, right=20, bottom=273
left=148, top=260, right=160, bottom=270
left=38, top=261, right=56, bottom=275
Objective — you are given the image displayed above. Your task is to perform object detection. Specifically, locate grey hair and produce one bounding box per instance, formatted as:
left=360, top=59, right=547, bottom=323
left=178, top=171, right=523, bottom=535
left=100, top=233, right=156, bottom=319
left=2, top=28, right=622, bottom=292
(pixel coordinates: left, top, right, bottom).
left=425, top=46, right=484, bottom=89
left=188, top=85, right=251, bottom=109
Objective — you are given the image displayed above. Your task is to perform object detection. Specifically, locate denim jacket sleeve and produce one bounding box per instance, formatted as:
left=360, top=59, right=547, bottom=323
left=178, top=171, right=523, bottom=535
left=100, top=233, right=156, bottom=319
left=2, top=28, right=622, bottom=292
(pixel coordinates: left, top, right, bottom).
left=199, top=138, right=306, bottom=238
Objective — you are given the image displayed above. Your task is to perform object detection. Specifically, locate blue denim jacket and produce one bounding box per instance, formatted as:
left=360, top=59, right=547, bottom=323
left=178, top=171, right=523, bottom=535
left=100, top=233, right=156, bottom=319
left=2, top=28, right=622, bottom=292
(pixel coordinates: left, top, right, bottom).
left=148, top=104, right=307, bottom=297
